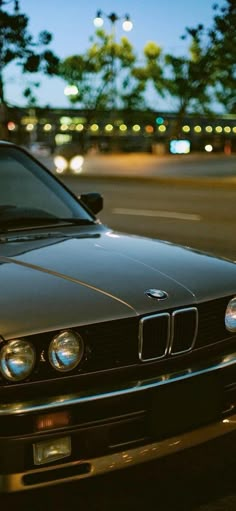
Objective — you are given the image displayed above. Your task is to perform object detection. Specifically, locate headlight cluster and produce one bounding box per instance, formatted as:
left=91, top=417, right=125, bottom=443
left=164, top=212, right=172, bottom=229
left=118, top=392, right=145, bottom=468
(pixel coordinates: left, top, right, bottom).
left=49, top=331, right=84, bottom=372
left=54, top=155, right=84, bottom=175
left=0, top=340, right=35, bottom=382
left=225, top=297, right=236, bottom=332
left=0, top=330, right=84, bottom=383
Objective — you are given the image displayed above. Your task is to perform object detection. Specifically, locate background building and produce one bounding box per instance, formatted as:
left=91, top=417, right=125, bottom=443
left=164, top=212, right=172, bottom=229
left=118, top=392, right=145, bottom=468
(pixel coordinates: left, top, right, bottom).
left=5, top=106, right=236, bottom=154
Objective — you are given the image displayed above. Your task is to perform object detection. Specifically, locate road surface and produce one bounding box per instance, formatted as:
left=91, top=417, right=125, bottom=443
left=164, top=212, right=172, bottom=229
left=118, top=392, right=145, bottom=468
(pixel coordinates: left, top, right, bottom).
left=40, top=152, right=236, bottom=179
left=61, top=175, right=236, bottom=261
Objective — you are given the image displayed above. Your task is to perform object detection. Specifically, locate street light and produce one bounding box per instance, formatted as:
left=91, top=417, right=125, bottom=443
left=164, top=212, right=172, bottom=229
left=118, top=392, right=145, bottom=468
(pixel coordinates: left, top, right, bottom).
left=93, top=10, right=133, bottom=32
left=92, top=10, right=133, bottom=127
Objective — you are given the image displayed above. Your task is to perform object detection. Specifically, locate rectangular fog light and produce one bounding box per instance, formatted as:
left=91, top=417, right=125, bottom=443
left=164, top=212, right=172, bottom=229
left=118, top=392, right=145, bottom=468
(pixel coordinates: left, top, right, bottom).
left=33, top=436, right=71, bottom=465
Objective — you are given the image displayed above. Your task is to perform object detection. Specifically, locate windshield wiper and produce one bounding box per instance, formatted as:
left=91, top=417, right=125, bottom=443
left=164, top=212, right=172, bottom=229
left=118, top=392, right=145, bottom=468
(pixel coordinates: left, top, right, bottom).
left=55, top=218, right=95, bottom=225
left=0, top=217, right=95, bottom=231
left=0, top=232, right=100, bottom=243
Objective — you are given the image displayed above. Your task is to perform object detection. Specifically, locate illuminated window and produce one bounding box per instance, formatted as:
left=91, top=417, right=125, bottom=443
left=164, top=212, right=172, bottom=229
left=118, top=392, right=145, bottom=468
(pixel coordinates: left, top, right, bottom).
left=145, top=125, right=154, bottom=133
left=170, top=140, right=190, bottom=154
left=43, top=123, right=52, bottom=132
left=132, top=124, right=141, bottom=132
left=205, top=144, right=213, bottom=152
left=156, top=117, right=164, bottom=125
left=182, top=125, right=190, bottom=133
left=7, top=121, right=16, bottom=131
left=105, top=124, right=113, bottom=132
left=21, top=116, right=37, bottom=125
left=60, top=117, right=72, bottom=125
left=26, top=123, right=34, bottom=131
left=90, top=124, right=99, bottom=132
left=55, top=134, right=72, bottom=145
left=76, top=124, right=84, bottom=131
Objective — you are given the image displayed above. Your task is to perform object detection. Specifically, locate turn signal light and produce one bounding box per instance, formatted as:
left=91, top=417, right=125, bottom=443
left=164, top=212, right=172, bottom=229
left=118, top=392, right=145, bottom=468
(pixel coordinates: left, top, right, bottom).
left=35, top=411, right=70, bottom=431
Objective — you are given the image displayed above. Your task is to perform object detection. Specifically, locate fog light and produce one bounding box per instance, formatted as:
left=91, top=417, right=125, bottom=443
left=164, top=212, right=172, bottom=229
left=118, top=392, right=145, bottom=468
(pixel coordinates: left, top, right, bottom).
left=33, top=436, right=71, bottom=465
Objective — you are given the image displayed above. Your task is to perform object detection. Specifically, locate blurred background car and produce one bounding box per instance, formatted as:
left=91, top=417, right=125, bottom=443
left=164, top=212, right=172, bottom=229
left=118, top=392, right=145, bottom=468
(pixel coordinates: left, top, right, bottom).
left=53, top=142, right=85, bottom=175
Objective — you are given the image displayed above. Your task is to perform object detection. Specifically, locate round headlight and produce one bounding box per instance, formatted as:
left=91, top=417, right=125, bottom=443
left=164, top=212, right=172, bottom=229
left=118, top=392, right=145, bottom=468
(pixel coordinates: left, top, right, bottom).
left=225, top=297, right=236, bottom=332
left=49, top=330, right=84, bottom=372
left=0, top=340, right=36, bottom=382
left=70, top=155, right=84, bottom=173
left=54, top=156, right=68, bottom=173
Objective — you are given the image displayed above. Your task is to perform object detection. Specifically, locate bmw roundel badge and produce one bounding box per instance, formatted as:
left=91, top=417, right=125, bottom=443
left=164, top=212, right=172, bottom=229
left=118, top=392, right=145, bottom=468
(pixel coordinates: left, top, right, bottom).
left=145, top=289, right=168, bottom=300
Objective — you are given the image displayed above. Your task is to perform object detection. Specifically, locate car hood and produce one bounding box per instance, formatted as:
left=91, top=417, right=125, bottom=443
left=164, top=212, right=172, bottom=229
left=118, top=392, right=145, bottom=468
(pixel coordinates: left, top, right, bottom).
left=0, top=228, right=236, bottom=338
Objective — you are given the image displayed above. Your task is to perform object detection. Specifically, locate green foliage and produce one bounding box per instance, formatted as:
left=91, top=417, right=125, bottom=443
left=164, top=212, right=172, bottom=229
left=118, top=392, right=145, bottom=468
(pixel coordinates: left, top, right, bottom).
left=132, top=1, right=236, bottom=118
left=184, top=0, right=236, bottom=113
left=209, top=0, right=236, bottom=112
left=131, top=41, right=165, bottom=102
left=59, top=29, right=145, bottom=113
left=0, top=2, right=59, bottom=104
left=163, top=46, right=213, bottom=116
left=144, top=41, right=162, bottom=60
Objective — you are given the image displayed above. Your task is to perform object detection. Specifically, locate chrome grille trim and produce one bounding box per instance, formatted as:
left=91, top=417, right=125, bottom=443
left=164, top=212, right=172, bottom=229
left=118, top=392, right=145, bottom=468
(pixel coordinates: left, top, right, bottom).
left=138, top=313, right=171, bottom=362
left=169, top=307, right=198, bottom=356
left=140, top=307, right=199, bottom=362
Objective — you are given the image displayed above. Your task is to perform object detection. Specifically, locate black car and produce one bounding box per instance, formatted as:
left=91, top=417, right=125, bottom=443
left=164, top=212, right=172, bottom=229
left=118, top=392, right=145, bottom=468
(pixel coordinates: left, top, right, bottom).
left=1, top=141, right=236, bottom=492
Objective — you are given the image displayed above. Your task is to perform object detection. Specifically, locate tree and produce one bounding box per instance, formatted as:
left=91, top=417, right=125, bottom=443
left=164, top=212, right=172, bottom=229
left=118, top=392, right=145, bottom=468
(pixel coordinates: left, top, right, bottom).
left=59, top=29, right=146, bottom=113
left=59, top=29, right=146, bottom=152
left=163, top=34, right=214, bottom=135
left=132, top=38, right=214, bottom=136
left=0, top=0, right=59, bottom=138
left=184, top=0, right=236, bottom=113
left=132, top=41, right=165, bottom=107
left=208, top=0, right=236, bottom=112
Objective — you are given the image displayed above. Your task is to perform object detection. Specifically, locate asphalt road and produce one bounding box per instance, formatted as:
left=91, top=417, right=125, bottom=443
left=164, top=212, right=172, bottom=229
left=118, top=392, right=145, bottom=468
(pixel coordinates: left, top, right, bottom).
left=41, top=151, right=236, bottom=179
left=3, top=153, right=236, bottom=510
left=62, top=174, right=236, bottom=261
left=80, top=152, right=236, bottom=178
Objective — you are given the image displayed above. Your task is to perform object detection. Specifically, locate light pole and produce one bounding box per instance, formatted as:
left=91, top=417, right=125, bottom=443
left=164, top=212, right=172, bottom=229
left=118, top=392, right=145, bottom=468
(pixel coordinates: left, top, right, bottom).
left=93, top=10, right=133, bottom=110
left=93, top=10, right=133, bottom=33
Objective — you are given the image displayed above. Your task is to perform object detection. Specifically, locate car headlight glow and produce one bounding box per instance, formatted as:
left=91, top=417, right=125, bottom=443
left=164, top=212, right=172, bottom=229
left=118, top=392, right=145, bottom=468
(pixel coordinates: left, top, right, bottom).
left=54, top=156, right=68, bottom=173
left=70, top=155, right=84, bottom=173
left=225, top=297, right=236, bottom=332
left=49, top=330, right=84, bottom=372
left=0, top=340, right=36, bottom=382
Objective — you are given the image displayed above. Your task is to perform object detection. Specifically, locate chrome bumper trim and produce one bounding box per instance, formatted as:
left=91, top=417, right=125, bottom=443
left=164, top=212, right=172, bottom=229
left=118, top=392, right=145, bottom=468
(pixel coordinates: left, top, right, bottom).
left=1, top=413, right=236, bottom=492
left=1, top=351, right=236, bottom=417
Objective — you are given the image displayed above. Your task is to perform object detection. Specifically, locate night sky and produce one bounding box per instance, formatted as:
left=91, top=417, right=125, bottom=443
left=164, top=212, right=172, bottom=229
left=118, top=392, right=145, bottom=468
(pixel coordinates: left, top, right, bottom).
left=5, top=0, right=225, bottom=108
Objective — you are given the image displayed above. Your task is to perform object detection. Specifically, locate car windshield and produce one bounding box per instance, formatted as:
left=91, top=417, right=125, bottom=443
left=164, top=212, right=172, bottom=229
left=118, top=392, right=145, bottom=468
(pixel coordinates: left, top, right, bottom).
left=0, top=145, right=93, bottom=230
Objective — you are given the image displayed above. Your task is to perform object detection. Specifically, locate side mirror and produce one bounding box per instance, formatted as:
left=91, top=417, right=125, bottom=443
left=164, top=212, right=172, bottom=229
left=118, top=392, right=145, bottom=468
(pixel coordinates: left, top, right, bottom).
left=80, top=192, right=103, bottom=215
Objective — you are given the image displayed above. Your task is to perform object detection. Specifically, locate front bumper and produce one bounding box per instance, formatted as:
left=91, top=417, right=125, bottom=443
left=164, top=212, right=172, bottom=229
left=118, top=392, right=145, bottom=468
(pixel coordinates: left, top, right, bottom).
left=1, top=351, right=236, bottom=492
